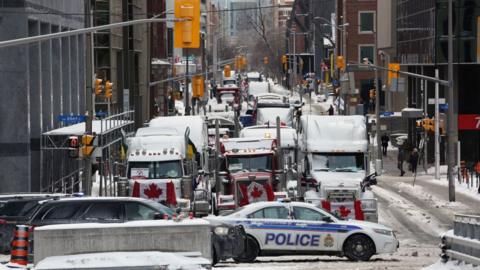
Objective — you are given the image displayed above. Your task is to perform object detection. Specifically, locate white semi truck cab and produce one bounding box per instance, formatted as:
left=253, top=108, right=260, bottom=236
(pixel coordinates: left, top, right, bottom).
left=299, top=115, right=378, bottom=222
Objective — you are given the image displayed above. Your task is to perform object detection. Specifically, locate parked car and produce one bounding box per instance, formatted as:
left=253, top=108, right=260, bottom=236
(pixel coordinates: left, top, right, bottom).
left=21, top=197, right=246, bottom=265
left=0, top=194, right=67, bottom=253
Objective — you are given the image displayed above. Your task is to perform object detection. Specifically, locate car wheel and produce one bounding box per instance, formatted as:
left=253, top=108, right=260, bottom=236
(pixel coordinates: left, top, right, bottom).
left=343, top=234, right=375, bottom=261
left=233, top=236, right=259, bottom=263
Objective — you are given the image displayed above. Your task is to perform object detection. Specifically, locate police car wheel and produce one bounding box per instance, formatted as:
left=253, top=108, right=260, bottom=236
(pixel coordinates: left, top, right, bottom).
left=343, top=234, right=375, bottom=261
left=234, top=236, right=259, bottom=263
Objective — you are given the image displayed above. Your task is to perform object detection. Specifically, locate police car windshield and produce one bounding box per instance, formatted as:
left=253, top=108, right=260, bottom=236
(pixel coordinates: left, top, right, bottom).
left=128, top=161, right=183, bottom=179
left=227, top=155, right=273, bottom=173
left=312, top=153, right=364, bottom=172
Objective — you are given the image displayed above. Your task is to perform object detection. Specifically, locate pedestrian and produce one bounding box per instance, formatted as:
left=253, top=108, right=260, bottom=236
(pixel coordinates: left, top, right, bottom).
left=328, top=105, right=334, bottom=115
left=410, top=148, right=419, bottom=175
left=398, top=148, right=406, bottom=176
left=381, top=134, right=390, bottom=156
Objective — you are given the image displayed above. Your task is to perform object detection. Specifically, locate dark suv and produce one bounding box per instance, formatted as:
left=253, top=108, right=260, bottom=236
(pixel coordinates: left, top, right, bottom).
left=26, top=197, right=173, bottom=226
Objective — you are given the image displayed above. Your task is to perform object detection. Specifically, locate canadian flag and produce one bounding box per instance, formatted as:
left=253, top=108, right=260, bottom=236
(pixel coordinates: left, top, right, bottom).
left=239, top=182, right=275, bottom=206
left=131, top=180, right=177, bottom=206
left=329, top=201, right=364, bottom=220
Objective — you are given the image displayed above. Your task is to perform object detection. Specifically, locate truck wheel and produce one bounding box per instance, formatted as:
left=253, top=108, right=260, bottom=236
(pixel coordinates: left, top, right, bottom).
left=234, top=236, right=259, bottom=263
left=343, top=234, right=375, bottom=261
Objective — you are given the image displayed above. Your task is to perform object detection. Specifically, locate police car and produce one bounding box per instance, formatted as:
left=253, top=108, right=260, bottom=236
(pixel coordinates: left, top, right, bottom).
left=208, top=200, right=398, bottom=263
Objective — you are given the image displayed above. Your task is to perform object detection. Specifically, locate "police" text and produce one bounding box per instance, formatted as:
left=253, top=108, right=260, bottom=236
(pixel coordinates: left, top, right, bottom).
left=265, top=233, right=320, bottom=246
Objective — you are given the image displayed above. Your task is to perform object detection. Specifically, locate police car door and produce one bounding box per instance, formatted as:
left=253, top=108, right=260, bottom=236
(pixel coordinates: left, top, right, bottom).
left=291, top=206, right=339, bottom=251
left=246, top=206, right=293, bottom=251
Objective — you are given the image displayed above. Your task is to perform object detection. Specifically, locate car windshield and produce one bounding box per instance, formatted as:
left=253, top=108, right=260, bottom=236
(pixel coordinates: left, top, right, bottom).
left=142, top=200, right=174, bottom=216
left=0, top=200, right=41, bottom=217
left=128, top=160, right=183, bottom=179
left=311, top=153, right=364, bottom=172
left=227, top=154, right=273, bottom=173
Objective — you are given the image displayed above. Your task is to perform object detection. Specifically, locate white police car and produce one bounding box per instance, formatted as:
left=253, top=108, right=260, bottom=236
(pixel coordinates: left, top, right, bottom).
left=208, top=200, right=398, bottom=263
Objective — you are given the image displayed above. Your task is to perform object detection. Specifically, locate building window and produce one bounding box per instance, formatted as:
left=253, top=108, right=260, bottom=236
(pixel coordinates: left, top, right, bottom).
left=359, top=45, right=375, bottom=63
left=359, top=11, right=375, bottom=33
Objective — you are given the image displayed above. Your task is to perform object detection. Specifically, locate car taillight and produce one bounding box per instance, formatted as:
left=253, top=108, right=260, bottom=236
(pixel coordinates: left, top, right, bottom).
left=321, top=200, right=331, bottom=212
left=354, top=200, right=365, bottom=220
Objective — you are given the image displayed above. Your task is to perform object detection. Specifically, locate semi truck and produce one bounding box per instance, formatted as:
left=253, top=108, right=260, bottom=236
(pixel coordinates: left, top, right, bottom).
left=214, top=135, right=284, bottom=214
left=126, top=116, right=210, bottom=215
left=298, top=115, right=378, bottom=222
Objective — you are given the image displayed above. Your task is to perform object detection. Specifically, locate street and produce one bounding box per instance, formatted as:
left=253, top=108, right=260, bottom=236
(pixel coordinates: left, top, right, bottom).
left=214, top=147, right=480, bottom=270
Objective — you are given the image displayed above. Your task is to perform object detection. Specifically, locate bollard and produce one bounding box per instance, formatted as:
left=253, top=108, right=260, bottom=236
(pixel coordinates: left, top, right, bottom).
left=8, top=225, right=29, bottom=267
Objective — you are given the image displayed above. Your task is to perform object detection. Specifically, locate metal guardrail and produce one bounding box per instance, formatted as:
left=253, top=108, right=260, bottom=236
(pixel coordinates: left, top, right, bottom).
left=441, top=214, right=480, bottom=266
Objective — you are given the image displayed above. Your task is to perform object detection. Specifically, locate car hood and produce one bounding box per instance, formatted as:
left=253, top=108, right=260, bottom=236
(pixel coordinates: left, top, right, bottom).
left=311, top=171, right=364, bottom=188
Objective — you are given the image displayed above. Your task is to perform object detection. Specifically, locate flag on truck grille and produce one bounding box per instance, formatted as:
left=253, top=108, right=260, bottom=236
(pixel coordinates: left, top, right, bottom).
left=131, top=180, right=177, bottom=205
left=239, top=181, right=275, bottom=206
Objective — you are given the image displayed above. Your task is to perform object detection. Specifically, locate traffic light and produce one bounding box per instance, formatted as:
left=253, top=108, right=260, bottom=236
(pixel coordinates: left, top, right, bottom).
left=192, top=75, right=204, bottom=98
left=263, top=56, right=269, bottom=65
left=281, top=55, right=287, bottom=64
left=68, top=136, right=80, bottom=158
left=105, top=80, right=113, bottom=99
left=235, top=56, right=241, bottom=70
left=369, top=89, right=376, bottom=99
left=224, top=65, right=231, bottom=78
left=174, top=0, right=200, bottom=48
left=336, top=56, right=345, bottom=71
left=94, top=78, right=103, bottom=95
left=388, top=63, right=400, bottom=84
left=241, top=56, right=247, bottom=69
left=81, top=134, right=96, bottom=157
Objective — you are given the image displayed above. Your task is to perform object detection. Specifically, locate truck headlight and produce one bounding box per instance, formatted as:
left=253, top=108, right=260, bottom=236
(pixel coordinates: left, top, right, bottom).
left=214, top=226, right=230, bottom=236
left=373, top=228, right=392, bottom=236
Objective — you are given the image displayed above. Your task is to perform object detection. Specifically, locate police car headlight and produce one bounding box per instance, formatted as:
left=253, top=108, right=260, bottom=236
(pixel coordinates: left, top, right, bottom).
left=214, top=226, right=230, bottom=236
left=373, top=228, right=392, bottom=236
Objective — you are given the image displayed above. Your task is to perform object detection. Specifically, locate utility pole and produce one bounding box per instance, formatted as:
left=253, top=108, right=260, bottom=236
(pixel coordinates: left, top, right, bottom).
left=374, top=29, right=382, bottom=172
left=185, top=48, right=191, bottom=115
left=83, top=0, right=93, bottom=195
left=341, top=0, right=347, bottom=115
left=447, top=0, right=455, bottom=201
left=435, top=69, right=440, bottom=179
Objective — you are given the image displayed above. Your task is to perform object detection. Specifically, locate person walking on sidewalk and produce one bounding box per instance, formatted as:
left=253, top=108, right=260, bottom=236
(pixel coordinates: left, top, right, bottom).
left=381, top=134, right=390, bottom=156
left=398, top=148, right=406, bottom=176
left=410, top=148, right=419, bottom=175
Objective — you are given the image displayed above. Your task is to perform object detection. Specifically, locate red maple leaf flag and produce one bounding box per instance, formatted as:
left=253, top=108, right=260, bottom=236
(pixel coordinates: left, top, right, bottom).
left=250, top=185, right=263, bottom=199
left=338, top=205, right=352, bottom=218
left=144, top=183, right=163, bottom=199
left=166, top=181, right=177, bottom=205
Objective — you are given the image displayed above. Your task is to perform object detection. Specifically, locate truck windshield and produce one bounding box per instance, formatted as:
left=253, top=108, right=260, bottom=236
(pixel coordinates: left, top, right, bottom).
left=227, top=154, right=273, bottom=173
left=128, top=160, right=183, bottom=179
left=312, top=153, right=364, bottom=172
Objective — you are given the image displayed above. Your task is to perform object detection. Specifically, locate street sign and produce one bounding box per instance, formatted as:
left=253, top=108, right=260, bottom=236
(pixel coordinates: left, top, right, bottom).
left=381, top=111, right=394, bottom=117
left=57, top=115, right=86, bottom=125
left=428, top=98, right=446, bottom=105
left=440, top=103, right=448, bottom=112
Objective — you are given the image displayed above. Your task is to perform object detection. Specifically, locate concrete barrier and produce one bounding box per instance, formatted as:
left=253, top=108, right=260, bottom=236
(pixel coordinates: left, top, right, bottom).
left=34, top=251, right=211, bottom=270
left=33, top=219, right=211, bottom=264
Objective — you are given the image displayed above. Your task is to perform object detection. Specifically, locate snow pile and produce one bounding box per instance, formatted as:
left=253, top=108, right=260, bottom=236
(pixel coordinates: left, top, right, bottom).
left=426, top=176, right=480, bottom=201
left=35, top=251, right=210, bottom=270
left=422, top=259, right=479, bottom=270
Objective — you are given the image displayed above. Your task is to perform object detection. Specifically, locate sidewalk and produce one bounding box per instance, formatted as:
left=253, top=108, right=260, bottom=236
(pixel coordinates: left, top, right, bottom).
left=378, top=146, right=480, bottom=215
